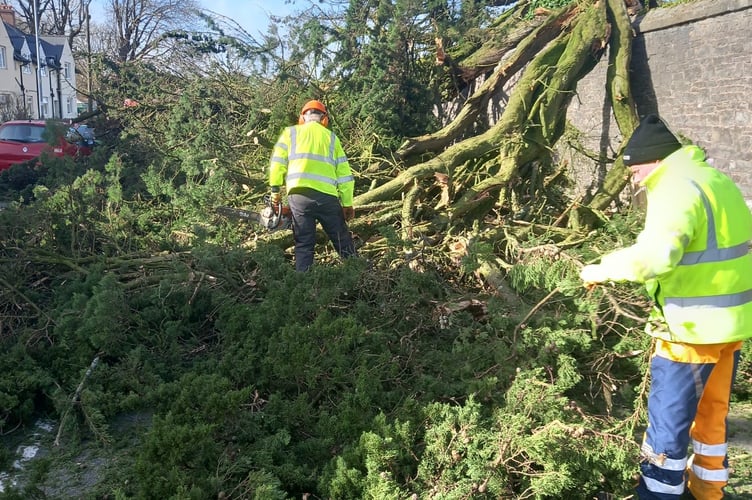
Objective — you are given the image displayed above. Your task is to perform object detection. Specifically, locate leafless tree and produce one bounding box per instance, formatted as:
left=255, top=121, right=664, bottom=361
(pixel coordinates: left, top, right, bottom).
left=105, top=0, right=202, bottom=62
left=10, top=0, right=91, bottom=50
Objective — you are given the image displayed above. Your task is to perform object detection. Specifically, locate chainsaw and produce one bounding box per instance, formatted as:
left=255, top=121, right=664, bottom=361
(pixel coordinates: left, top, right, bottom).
left=217, top=195, right=292, bottom=232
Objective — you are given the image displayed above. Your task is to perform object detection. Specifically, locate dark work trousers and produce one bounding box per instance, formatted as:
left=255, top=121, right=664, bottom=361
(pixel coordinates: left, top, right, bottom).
left=288, top=188, right=356, bottom=272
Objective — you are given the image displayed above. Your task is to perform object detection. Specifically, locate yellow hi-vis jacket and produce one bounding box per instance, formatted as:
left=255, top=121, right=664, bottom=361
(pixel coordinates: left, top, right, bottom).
left=596, top=145, right=752, bottom=344
left=269, top=122, right=354, bottom=207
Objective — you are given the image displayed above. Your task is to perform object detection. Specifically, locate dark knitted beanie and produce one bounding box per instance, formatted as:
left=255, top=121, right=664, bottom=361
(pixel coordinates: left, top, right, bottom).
left=622, top=114, right=682, bottom=166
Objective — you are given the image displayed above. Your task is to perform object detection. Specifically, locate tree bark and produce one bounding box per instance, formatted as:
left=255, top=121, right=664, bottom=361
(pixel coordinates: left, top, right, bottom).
left=571, top=0, right=640, bottom=229
left=356, top=0, right=610, bottom=232
left=398, top=3, right=579, bottom=162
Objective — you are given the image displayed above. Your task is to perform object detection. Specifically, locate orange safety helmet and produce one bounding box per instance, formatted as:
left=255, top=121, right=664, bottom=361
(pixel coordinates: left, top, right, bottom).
left=298, top=99, right=329, bottom=127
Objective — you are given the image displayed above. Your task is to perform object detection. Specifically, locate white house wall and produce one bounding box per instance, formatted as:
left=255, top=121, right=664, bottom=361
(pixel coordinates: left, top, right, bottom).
left=41, top=35, right=78, bottom=120
left=0, top=14, right=79, bottom=120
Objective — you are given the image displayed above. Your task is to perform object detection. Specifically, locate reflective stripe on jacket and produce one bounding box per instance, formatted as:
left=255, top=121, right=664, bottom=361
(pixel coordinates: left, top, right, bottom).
left=269, top=122, right=354, bottom=206
left=598, top=145, right=752, bottom=344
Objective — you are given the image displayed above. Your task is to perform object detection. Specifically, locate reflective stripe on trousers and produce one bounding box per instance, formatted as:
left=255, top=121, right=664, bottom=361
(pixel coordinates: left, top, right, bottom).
left=636, top=341, right=740, bottom=500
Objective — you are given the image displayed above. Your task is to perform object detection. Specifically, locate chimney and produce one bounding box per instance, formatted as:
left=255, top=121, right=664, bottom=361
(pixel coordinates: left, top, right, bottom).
left=0, top=5, right=15, bottom=27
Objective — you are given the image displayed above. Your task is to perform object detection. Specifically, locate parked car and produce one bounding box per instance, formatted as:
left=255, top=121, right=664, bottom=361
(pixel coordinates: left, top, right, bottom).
left=0, top=120, right=95, bottom=172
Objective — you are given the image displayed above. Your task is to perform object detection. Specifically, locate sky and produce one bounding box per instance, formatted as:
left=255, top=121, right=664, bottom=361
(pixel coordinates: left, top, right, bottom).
left=88, top=1, right=298, bottom=37
left=195, top=1, right=298, bottom=35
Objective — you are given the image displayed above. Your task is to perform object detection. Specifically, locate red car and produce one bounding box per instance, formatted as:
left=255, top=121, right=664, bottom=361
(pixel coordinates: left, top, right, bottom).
left=0, top=120, right=95, bottom=172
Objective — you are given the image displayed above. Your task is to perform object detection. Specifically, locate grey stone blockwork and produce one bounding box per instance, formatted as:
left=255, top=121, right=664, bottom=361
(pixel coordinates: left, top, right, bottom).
left=567, top=0, right=752, bottom=202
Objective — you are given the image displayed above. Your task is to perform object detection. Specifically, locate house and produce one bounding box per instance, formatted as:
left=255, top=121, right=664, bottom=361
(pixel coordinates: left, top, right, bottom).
left=0, top=4, right=78, bottom=120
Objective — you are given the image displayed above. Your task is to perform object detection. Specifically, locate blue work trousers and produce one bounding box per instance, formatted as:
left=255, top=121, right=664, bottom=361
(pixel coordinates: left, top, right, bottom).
left=636, top=341, right=740, bottom=500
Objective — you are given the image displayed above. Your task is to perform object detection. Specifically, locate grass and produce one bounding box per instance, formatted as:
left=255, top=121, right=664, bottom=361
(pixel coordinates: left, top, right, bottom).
left=727, top=402, right=752, bottom=498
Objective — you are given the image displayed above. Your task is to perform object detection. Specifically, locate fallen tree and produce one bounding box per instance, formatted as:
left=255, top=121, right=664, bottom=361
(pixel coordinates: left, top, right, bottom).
left=5, top=2, right=752, bottom=498
left=346, top=0, right=643, bottom=287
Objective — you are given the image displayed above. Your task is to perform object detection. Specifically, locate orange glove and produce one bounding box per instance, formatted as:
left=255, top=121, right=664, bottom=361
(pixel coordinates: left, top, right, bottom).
left=342, top=206, right=355, bottom=221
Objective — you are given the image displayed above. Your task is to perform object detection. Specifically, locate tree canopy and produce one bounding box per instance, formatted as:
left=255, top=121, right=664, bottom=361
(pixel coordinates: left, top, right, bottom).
left=4, top=0, right=752, bottom=498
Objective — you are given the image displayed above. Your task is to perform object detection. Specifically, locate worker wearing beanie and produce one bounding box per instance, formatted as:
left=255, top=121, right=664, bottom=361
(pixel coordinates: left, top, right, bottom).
left=581, top=114, right=752, bottom=499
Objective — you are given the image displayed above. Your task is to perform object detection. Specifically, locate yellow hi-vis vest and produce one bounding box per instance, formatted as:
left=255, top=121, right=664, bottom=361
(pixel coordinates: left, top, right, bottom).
left=269, top=122, right=354, bottom=207
left=597, top=145, right=752, bottom=344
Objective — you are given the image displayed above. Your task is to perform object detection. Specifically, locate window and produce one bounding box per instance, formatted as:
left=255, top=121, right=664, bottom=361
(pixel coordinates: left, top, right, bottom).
left=0, top=94, right=9, bottom=104
left=66, top=97, right=73, bottom=115
left=0, top=124, right=44, bottom=142
left=22, top=63, right=30, bottom=74
left=64, top=62, right=71, bottom=79
left=0, top=46, right=6, bottom=69
left=41, top=66, right=47, bottom=77
left=28, top=125, right=45, bottom=142
left=0, top=124, right=28, bottom=141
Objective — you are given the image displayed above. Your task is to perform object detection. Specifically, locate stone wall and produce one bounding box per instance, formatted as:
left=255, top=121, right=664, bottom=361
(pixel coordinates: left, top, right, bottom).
left=567, top=0, right=752, bottom=200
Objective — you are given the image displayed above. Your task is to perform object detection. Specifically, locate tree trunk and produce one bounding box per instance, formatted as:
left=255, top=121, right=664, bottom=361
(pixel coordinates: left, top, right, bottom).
left=356, top=0, right=611, bottom=230
left=571, top=0, right=640, bottom=229
left=397, top=3, right=578, bottom=162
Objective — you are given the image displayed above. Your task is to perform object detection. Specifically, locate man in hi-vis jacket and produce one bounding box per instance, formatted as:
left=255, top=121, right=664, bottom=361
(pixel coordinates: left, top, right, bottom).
left=269, top=100, right=356, bottom=271
left=581, top=114, right=752, bottom=499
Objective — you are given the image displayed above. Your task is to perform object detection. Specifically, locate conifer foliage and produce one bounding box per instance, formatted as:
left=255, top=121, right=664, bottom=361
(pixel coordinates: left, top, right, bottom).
left=1, top=0, right=752, bottom=498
